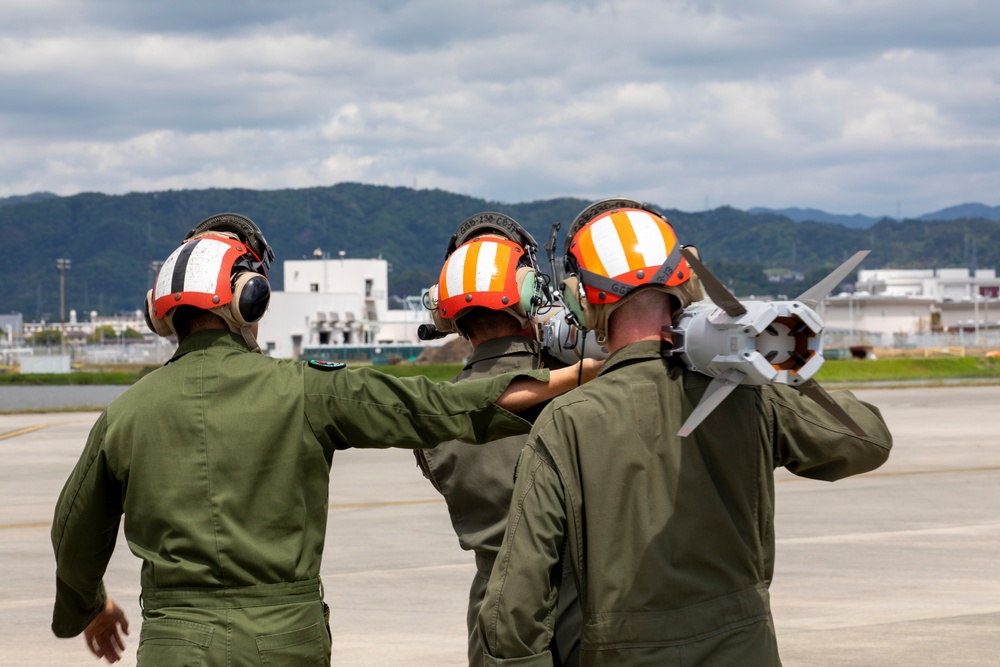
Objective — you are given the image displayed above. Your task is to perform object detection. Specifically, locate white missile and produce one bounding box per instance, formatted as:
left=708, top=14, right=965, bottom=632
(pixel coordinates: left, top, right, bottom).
left=670, top=248, right=871, bottom=437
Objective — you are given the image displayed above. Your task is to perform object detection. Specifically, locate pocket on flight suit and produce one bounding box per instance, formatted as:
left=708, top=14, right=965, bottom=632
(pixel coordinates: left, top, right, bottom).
left=137, top=618, right=214, bottom=667
left=256, top=621, right=329, bottom=667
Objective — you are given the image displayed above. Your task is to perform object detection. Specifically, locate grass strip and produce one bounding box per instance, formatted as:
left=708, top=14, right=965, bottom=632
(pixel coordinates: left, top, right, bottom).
left=3, top=358, right=999, bottom=387
left=815, top=356, right=1000, bottom=382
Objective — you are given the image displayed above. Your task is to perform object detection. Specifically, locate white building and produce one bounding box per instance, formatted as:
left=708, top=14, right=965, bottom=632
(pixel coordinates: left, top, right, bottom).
left=855, top=267, right=1000, bottom=301
left=257, top=254, right=433, bottom=359
left=819, top=267, right=1000, bottom=343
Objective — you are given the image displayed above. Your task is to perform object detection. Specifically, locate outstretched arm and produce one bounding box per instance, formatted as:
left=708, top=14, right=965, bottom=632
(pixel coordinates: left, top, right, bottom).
left=496, top=358, right=602, bottom=413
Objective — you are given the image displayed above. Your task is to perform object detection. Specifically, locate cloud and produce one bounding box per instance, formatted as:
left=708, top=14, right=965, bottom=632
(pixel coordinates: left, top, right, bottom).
left=0, top=0, right=998, bottom=217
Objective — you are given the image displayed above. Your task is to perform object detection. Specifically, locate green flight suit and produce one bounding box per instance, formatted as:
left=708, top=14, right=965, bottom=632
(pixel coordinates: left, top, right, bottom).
left=51, top=330, right=544, bottom=666
left=415, top=337, right=582, bottom=667
left=480, top=340, right=893, bottom=667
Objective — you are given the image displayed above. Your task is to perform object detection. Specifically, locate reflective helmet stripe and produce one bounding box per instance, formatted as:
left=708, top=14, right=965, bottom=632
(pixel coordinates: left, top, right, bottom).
left=154, top=238, right=231, bottom=300
left=577, top=219, right=610, bottom=279
left=442, top=243, right=469, bottom=301
left=613, top=211, right=644, bottom=272
left=627, top=209, right=671, bottom=268
left=578, top=209, right=674, bottom=279
left=441, top=240, right=513, bottom=300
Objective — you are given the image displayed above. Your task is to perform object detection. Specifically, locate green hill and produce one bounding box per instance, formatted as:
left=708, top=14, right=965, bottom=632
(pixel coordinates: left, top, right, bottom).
left=2, top=183, right=998, bottom=321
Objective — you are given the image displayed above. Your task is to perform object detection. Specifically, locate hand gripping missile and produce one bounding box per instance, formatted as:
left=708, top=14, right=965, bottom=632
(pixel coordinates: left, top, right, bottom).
left=670, top=248, right=871, bottom=437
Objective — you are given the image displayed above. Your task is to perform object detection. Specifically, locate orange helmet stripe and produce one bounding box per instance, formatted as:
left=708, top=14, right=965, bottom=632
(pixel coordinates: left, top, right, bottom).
left=576, top=224, right=607, bottom=280
left=441, top=239, right=517, bottom=300
left=462, top=240, right=483, bottom=295
left=611, top=210, right=644, bottom=272
left=488, top=242, right=512, bottom=292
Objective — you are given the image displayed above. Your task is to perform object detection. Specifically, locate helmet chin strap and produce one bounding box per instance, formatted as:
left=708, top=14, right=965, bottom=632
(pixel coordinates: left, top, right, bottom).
left=236, top=325, right=262, bottom=354
left=212, top=306, right=262, bottom=354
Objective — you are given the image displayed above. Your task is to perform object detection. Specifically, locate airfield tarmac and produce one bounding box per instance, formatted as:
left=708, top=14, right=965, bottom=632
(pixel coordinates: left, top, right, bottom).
left=1, top=385, right=998, bottom=666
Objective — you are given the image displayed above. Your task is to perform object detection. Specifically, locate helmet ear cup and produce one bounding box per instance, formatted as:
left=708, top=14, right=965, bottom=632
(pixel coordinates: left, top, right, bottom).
left=424, top=284, right=439, bottom=311
left=561, top=275, right=588, bottom=329
left=229, top=272, right=270, bottom=326
left=424, top=284, right=459, bottom=334
left=144, top=289, right=173, bottom=337
left=516, top=266, right=540, bottom=317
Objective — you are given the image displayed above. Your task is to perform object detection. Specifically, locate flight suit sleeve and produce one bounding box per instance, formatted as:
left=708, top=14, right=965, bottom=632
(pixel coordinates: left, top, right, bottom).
left=304, top=366, right=547, bottom=451
left=479, top=441, right=565, bottom=667
left=765, top=384, right=893, bottom=481
left=50, top=412, right=125, bottom=638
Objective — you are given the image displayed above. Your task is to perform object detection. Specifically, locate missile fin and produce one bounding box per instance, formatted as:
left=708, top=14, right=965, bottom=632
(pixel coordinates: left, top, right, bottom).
left=795, top=250, right=870, bottom=309
left=678, top=368, right=746, bottom=437
left=794, top=378, right=869, bottom=437
left=680, top=247, right=746, bottom=318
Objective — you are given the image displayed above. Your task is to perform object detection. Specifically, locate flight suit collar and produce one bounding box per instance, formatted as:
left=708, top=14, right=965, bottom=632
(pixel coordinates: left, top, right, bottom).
left=167, top=329, right=250, bottom=363
left=599, top=339, right=672, bottom=377
left=464, top=336, right=539, bottom=371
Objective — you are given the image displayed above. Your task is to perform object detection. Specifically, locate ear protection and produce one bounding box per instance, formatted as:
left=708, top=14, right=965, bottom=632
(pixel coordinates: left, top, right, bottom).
left=559, top=273, right=589, bottom=330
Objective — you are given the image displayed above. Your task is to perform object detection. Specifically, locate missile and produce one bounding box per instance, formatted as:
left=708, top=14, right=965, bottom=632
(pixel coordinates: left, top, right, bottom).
left=670, top=248, right=871, bottom=437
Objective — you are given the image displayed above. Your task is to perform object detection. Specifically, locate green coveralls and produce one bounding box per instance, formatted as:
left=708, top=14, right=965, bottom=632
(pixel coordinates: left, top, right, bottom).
left=51, top=330, right=543, bottom=666
left=480, top=340, right=893, bottom=666
left=415, top=337, right=582, bottom=667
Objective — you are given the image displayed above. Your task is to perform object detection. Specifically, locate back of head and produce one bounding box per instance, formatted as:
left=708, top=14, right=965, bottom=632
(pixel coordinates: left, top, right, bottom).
left=144, top=213, right=273, bottom=352
left=424, top=212, right=549, bottom=340
left=561, top=197, right=703, bottom=342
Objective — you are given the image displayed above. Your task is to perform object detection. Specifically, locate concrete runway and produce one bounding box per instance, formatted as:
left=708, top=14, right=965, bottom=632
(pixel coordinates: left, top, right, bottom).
left=2, top=385, right=998, bottom=666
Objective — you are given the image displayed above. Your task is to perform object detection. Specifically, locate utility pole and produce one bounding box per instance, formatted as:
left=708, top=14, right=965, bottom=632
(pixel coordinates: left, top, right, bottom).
left=55, top=258, right=71, bottom=355
left=149, top=260, right=163, bottom=291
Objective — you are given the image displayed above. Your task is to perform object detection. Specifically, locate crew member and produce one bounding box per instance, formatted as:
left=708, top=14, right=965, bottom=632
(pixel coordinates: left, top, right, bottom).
left=51, top=213, right=599, bottom=666
left=479, top=199, right=893, bottom=666
left=417, top=212, right=581, bottom=666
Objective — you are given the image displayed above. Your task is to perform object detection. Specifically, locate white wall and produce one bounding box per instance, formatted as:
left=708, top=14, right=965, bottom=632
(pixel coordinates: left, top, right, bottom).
left=257, top=257, right=431, bottom=359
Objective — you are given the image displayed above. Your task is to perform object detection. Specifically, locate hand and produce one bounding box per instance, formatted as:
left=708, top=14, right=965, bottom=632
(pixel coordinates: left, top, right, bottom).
left=83, top=597, right=129, bottom=663
left=575, top=358, right=604, bottom=385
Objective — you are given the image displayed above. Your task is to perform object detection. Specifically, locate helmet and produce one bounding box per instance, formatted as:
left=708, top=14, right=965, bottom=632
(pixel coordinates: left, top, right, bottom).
left=423, top=212, right=549, bottom=337
left=562, top=198, right=702, bottom=341
left=424, top=235, right=541, bottom=335
left=184, top=212, right=274, bottom=276
left=144, top=223, right=271, bottom=352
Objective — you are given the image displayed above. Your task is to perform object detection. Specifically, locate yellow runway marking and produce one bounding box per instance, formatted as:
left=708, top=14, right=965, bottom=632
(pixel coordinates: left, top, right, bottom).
left=329, top=498, right=444, bottom=510
left=0, top=423, right=56, bottom=441
left=0, top=521, right=51, bottom=530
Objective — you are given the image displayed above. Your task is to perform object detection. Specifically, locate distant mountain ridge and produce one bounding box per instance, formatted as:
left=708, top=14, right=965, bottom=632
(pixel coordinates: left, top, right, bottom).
left=1, top=184, right=998, bottom=320
left=8, top=192, right=995, bottom=228
left=917, top=203, right=1000, bottom=222
left=0, top=192, right=58, bottom=208
left=749, top=202, right=1000, bottom=228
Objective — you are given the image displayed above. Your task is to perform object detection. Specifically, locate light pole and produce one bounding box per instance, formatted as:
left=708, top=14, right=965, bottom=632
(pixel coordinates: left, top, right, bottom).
left=55, top=258, right=71, bottom=355
left=149, top=260, right=163, bottom=290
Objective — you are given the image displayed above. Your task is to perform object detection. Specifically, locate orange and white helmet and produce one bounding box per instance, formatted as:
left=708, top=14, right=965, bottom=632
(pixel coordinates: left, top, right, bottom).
left=562, top=198, right=702, bottom=340
left=425, top=235, right=541, bottom=334
left=143, top=213, right=271, bottom=352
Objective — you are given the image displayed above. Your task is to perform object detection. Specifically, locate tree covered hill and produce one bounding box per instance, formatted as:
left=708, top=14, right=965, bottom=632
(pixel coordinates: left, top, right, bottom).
left=1, top=183, right=998, bottom=321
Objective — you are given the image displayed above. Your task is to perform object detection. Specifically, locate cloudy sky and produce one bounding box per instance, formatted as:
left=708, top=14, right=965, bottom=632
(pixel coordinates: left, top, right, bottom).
left=1, top=0, right=997, bottom=217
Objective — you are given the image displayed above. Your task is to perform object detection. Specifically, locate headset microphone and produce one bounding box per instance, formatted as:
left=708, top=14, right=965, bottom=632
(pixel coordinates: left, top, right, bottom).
left=417, top=324, right=449, bottom=341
